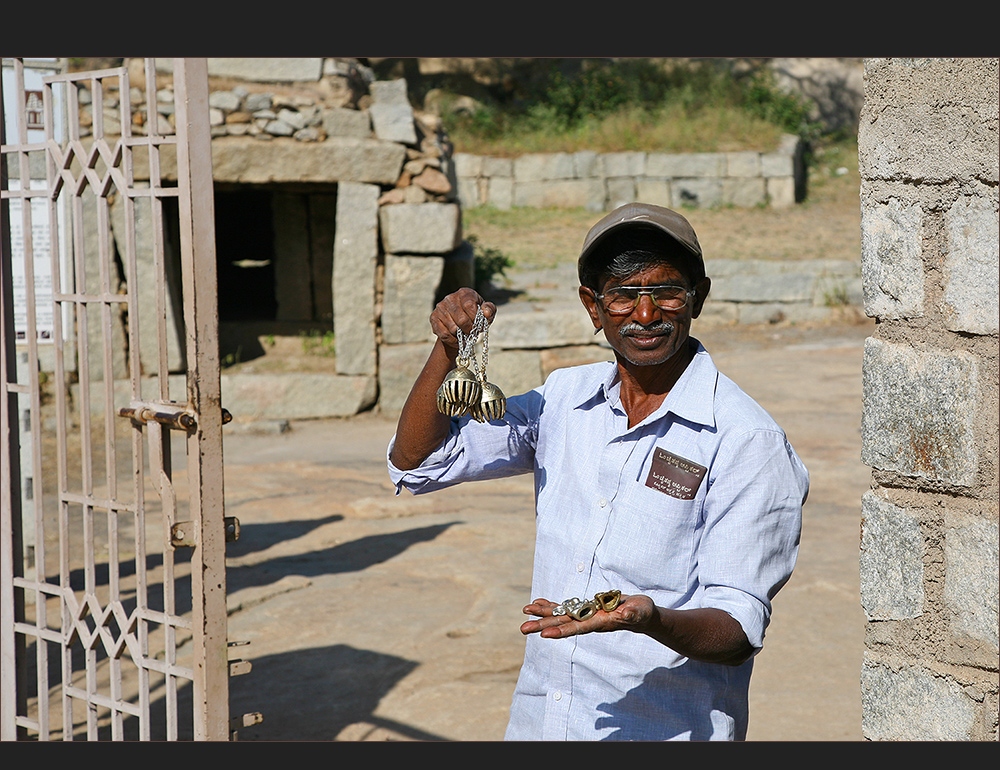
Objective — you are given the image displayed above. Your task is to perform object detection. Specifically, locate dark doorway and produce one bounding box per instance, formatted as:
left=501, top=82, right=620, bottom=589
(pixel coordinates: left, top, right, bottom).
left=214, top=188, right=277, bottom=322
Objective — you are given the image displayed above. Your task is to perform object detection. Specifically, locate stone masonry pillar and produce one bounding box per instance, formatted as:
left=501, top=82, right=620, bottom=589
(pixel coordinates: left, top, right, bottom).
left=858, top=57, right=998, bottom=741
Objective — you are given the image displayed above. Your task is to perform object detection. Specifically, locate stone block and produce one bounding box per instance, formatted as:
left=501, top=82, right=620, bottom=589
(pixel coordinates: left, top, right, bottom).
left=861, top=661, right=977, bottom=740
left=945, top=516, right=999, bottom=649
left=487, top=176, right=514, bottom=210
left=707, top=260, right=815, bottom=303
left=382, top=255, right=444, bottom=344
left=487, top=349, right=545, bottom=397
left=860, top=102, right=999, bottom=185
left=573, top=151, right=599, bottom=178
left=943, top=194, right=1000, bottom=335
left=861, top=337, right=979, bottom=486
left=377, top=341, right=434, bottom=414
left=204, top=58, right=324, bottom=82
left=222, top=371, right=376, bottom=420
left=138, top=135, right=406, bottom=186
left=482, top=156, right=513, bottom=177
left=635, top=179, right=673, bottom=209
left=334, top=182, right=380, bottom=376
left=761, top=150, right=794, bottom=177
left=602, top=152, right=645, bottom=177
left=811, top=261, right=865, bottom=308
left=726, top=151, right=761, bottom=177
left=209, top=90, right=241, bottom=112
left=860, top=492, right=925, bottom=620
left=605, top=177, right=637, bottom=210
left=322, top=107, right=371, bottom=139
left=694, top=301, right=739, bottom=326
left=513, top=179, right=606, bottom=211
left=647, top=152, right=725, bottom=178
left=671, top=178, right=722, bottom=208
left=513, top=153, right=577, bottom=182
left=379, top=202, right=462, bottom=255
left=368, top=79, right=417, bottom=145
left=455, top=176, right=481, bottom=209
left=452, top=153, right=482, bottom=177
left=860, top=197, right=925, bottom=319
left=766, top=176, right=796, bottom=208
left=489, top=304, right=596, bottom=350
left=722, top=177, right=766, bottom=208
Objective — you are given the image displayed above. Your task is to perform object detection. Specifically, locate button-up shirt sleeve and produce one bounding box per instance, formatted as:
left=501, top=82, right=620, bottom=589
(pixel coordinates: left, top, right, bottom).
left=696, top=422, right=807, bottom=650
left=387, top=388, right=544, bottom=496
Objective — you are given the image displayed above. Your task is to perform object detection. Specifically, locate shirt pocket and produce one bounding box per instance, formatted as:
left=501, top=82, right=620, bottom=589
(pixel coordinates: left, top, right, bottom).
left=594, top=484, right=701, bottom=595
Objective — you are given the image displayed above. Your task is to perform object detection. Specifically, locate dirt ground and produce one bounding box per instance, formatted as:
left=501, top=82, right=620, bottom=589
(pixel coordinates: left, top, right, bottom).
left=218, top=315, right=873, bottom=742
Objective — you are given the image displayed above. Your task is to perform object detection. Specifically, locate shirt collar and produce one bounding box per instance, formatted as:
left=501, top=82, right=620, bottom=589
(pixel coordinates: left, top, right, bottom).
left=575, top=338, right=718, bottom=429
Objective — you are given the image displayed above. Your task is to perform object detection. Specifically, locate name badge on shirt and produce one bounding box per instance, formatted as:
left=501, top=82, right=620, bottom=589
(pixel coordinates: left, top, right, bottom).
left=644, top=448, right=707, bottom=500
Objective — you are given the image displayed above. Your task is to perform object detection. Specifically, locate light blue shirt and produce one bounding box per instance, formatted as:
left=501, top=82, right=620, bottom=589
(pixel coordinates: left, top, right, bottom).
left=387, top=339, right=808, bottom=741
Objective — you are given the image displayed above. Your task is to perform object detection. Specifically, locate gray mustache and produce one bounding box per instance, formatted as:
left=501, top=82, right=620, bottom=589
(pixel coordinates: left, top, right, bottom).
left=619, top=320, right=674, bottom=338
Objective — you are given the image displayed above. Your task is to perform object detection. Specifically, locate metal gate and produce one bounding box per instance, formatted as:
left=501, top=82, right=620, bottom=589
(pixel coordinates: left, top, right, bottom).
left=1, top=57, right=241, bottom=740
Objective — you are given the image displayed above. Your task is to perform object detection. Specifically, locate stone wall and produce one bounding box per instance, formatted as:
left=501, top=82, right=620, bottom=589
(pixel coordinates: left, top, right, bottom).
left=88, top=59, right=473, bottom=421
left=857, top=57, right=999, bottom=741
left=453, top=133, right=804, bottom=212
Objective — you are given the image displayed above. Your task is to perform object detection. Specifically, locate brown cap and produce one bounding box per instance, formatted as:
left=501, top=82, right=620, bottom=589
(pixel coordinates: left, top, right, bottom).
left=578, top=202, right=704, bottom=285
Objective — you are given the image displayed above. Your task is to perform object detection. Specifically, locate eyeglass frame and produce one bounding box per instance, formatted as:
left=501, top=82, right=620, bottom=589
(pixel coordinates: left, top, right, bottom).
left=591, top=283, right=697, bottom=315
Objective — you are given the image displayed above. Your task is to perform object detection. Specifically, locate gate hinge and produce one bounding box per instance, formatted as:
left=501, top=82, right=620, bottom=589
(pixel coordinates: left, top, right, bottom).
left=170, top=521, right=195, bottom=548
left=169, top=517, right=240, bottom=548
left=230, top=711, right=264, bottom=740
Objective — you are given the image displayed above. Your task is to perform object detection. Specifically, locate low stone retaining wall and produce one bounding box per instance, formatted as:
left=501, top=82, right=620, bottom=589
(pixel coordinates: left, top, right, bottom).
left=376, top=257, right=862, bottom=415
left=453, top=134, right=805, bottom=212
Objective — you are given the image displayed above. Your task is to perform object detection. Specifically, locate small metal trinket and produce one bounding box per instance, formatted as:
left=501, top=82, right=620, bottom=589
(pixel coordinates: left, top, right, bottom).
left=469, top=380, right=507, bottom=423
left=552, top=589, right=623, bottom=620
left=437, top=365, right=480, bottom=416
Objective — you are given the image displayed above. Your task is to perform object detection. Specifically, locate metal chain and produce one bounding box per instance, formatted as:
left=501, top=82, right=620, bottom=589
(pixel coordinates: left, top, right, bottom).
left=457, top=305, right=489, bottom=379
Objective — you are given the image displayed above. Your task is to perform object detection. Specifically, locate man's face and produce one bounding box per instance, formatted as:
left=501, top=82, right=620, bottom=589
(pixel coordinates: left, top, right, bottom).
left=579, top=262, right=710, bottom=368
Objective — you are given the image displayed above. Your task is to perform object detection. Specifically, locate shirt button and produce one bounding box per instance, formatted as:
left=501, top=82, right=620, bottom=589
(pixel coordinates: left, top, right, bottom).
left=553, top=691, right=562, bottom=701
left=599, top=498, right=607, bottom=508
left=576, top=562, right=585, bottom=572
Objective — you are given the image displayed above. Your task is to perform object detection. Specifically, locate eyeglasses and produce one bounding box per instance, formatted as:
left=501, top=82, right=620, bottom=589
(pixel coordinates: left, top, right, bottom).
left=595, top=284, right=695, bottom=315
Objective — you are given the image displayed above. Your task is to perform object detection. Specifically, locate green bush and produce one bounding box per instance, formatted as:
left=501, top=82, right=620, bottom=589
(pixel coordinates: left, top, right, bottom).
left=443, top=58, right=821, bottom=155
left=468, top=234, right=514, bottom=291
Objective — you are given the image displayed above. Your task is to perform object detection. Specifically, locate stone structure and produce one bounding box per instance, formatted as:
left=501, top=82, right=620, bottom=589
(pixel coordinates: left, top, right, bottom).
left=66, top=57, right=838, bottom=421
left=453, top=134, right=804, bottom=212
left=857, top=57, right=998, bottom=741
left=79, top=58, right=473, bottom=420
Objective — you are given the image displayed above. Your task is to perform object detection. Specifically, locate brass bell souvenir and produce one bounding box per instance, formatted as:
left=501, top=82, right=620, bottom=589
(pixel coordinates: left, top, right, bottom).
left=437, top=364, right=480, bottom=416
left=470, top=379, right=507, bottom=423
left=437, top=305, right=506, bottom=422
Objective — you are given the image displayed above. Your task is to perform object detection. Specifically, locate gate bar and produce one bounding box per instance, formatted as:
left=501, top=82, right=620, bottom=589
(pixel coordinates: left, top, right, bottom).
left=172, top=58, right=229, bottom=742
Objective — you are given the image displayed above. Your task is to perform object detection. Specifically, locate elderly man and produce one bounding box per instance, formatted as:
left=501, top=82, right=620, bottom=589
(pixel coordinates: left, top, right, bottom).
left=387, top=202, right=809, bottom=741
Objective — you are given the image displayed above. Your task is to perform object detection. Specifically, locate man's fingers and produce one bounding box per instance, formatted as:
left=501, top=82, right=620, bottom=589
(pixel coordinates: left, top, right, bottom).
left=429, top=290, right=496, bottom=346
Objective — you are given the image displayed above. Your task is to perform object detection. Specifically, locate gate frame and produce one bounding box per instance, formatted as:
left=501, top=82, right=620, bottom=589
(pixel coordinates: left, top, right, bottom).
left=1, top=57, right=231, bottom=741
